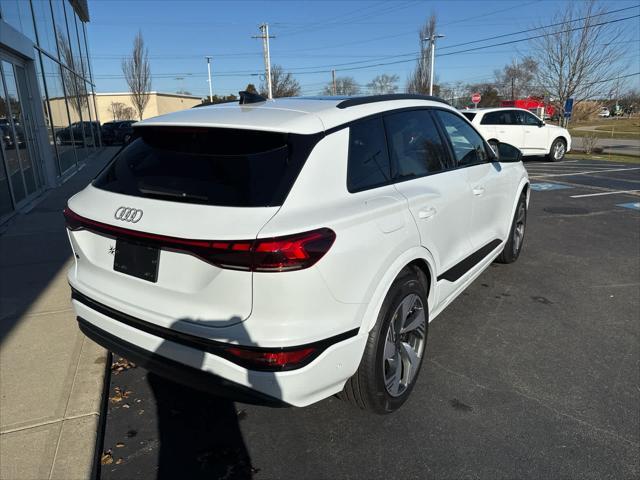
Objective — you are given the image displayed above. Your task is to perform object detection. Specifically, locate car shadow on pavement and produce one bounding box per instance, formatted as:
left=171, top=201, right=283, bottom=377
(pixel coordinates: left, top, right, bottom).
left=102, top=318, right=280, bottom=480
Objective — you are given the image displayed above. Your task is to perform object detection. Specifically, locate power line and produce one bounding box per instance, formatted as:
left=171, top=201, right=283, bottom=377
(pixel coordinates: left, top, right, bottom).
left=93, top=10, right=640, bottom=82
left=438, top=3, right=640, bottom=51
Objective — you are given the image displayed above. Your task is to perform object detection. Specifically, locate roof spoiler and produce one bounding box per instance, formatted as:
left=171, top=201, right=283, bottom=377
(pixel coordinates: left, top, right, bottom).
left=239, top=91, right=267, bottom=105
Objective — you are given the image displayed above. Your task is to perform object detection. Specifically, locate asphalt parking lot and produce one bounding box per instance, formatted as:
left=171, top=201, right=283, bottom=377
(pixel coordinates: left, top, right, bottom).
left=98, top=157, right=639, bottom=480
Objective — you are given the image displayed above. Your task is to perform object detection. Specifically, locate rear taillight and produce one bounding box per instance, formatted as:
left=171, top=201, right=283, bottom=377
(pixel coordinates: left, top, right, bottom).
left=224, top=346, right=317, bottom=370
left=64, top=207, right=335, bottom=272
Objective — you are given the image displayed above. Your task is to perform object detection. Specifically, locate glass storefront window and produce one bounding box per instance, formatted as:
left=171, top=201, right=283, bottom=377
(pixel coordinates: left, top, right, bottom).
left=0, top=141, right=14, bottom=219
left=0, top=0, right=37, bottom=42
left=0, top=61, right=36, bottom=200
left=50, top=0, right=68, bottom=64
left=40, top=53, right=76, bottom=173
left=34, top=51, right=60, bottom=175
left=31, top=0, right=58, bottom=58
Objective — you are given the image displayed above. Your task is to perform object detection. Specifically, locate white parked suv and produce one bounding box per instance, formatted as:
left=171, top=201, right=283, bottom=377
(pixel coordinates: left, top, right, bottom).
left=64, top=94, right=529, bottom=413
left=461, top=107, right=571, bottom=161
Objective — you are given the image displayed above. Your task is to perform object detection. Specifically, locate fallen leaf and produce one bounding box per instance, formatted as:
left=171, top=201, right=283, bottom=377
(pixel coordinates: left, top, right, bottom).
left=110, top=387, right=132, bottom=403
left=115, top=442, right=125, bottom=448
left=122, top=404, right=130, bottom=409
left=115, top=458, right=124, bottom=465
left=101, top=451, right=113, bottom=465
left=111, top=357, right=137, bottom=375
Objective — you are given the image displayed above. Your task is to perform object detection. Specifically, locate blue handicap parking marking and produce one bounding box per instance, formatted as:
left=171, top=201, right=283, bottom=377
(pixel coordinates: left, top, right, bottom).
left=530, top=183, right=573, bottom=191
left=617, top=202, right=640, bottom=211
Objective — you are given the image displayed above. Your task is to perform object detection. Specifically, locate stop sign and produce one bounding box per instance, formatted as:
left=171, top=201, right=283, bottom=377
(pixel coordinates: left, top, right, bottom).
left=471, top=93, right=481, bottom=104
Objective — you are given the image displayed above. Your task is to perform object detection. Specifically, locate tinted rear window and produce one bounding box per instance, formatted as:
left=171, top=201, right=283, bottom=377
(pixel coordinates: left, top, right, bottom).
left=461, top=112, right=476, bottom=121
left=93, top=127, right=316, bottom=207
left=347, top=118, right=391, bottom=192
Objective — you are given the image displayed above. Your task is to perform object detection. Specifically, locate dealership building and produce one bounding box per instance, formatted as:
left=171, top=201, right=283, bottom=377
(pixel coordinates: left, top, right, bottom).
left=1, top=0, right=99, bottom=224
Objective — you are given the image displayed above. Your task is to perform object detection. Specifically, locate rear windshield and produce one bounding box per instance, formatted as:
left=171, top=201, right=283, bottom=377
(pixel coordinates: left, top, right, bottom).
left=93, top=127, right=317, bottom=207
left=461, top=112, right=476, bottom=121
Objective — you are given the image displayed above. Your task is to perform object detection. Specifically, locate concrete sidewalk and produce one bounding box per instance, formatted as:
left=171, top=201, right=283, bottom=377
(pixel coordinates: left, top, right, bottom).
left=1, top=147, right=119, bottom=480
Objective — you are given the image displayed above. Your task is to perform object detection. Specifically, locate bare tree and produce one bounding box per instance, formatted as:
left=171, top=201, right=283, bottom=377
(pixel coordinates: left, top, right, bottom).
left=530, top=1, right=626, bottom=126
left=494, top=57, right=539, bottom=100
left=407, top=13, right=438, bottom=95
left=122, top=31, right=151, bottom=120
left=367, top=74, right=400, bottom=94
left=57, top=31, right=88, bottom=119
left=108, top=102, right=136, bottom=121
left=323, top=76, right=360, bottom=95
left=260, top=65, right=301, bottom=98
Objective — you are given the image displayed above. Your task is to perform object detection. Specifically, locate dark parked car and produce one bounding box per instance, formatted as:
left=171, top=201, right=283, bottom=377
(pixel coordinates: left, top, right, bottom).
left=101, top=120, right=135, bottom=145
left=1, top=123, right=25, bottom=149
left=55, top=121, right=100, bottom=146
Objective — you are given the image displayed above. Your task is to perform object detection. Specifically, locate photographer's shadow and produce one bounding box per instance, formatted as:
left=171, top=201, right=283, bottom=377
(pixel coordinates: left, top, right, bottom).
left=147, top=317, right=280, bottom=479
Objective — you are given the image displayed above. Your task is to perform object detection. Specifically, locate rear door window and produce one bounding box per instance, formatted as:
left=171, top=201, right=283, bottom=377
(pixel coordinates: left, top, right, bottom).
left=481, top=110, right=517, bottom=125
left=384, top=109, right=449, bottom=180
left=347, top=117, right=391, bottom=192
left=93, top=127, right=317, bottom=207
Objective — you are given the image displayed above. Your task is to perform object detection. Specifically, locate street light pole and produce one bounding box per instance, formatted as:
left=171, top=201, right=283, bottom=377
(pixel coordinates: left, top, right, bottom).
left=205, top=56, right=213, bottom=102
left=428, top=33, right=445, bottom=96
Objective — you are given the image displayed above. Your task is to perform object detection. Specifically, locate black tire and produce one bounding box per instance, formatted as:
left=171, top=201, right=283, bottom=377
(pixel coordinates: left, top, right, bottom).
left=547, top=138, right=566, bottom=162
left=497, top=193, right=527, bottom=264
left=339, top=265, right=429, bottom=414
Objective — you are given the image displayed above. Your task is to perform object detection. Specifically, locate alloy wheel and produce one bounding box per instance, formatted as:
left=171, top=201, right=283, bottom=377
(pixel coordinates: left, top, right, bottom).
left=383, top=293, right=427, bottom=397
left=513, top=202, right=526, bottom=255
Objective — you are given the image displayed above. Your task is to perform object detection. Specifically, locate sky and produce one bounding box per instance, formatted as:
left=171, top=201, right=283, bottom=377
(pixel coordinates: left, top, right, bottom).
left=86, top=0, right=640, bottom=98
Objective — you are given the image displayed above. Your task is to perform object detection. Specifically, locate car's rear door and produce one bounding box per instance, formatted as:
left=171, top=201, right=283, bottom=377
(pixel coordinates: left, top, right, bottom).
left=386, top=109, right=474, bottom=302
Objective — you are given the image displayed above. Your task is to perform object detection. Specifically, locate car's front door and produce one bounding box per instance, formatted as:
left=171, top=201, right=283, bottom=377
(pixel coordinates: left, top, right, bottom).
left=519, top=110, right=548, bottom=154
left=434, top=109, right=511, bottom=253
left=385, top=109, right=474, bottom=303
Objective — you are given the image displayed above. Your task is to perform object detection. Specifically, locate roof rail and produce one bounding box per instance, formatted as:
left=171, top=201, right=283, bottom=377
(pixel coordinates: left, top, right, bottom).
left=336, top=94, right=450, bottom=109
left=239, top=91, right=267, bottom=105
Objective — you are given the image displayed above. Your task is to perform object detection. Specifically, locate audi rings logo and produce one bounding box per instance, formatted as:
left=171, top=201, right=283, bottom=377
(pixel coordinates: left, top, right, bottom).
left=114, top=206, right=143, bottom=223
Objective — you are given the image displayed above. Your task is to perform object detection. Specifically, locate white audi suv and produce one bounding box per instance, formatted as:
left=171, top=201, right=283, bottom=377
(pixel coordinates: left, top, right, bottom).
left=461, top=107, right=571, bottom=161
left=65, top=93, right=529, bottom=413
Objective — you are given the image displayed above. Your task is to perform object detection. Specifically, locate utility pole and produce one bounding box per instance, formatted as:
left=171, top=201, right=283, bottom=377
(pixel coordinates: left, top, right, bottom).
left=205, top=56, right=213, bottom=102
left=511, top=77, right=515, bottom=101
left=253, top=24, right=275, bottom=99
left=331, top=69, right=337, bottom=95
left=426, top=33, right=444, bottom=96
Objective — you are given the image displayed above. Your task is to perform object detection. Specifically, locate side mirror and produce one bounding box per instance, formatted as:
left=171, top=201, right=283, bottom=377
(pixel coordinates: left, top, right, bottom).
left=495, top=142, right=522, bottom=163
left=538, top=121, right=545, bottom=127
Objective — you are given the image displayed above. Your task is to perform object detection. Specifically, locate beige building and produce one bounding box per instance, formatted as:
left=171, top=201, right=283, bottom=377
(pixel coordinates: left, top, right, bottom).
left=95, top=91, right=202, bottom=122
left=47, top=91, right=202, bottom=127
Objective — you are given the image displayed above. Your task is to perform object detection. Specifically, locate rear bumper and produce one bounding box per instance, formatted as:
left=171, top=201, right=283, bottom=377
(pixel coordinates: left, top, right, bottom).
left=71, top=289, right=368, bottom=407
left=77, top=317, right=287, bottom=406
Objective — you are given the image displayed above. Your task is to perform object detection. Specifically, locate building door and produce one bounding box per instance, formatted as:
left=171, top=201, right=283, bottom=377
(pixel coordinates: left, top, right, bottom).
left=0, top=56, right=43, bottom=215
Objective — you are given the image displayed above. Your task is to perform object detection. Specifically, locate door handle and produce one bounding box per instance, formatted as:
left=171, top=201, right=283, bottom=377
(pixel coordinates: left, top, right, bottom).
left=418, top=207, right=437, bottom=219
left=473, top=186, right=485, bottom=196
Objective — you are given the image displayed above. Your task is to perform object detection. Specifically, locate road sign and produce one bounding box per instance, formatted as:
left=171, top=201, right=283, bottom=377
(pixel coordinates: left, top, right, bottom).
left=471, top=93, right=481, bottom=104
left=564, top=98, right=574, bottom=118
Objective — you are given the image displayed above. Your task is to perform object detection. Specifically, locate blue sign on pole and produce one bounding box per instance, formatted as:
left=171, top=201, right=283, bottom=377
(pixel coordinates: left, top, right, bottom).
left=564, top=98, right=574, bottom=118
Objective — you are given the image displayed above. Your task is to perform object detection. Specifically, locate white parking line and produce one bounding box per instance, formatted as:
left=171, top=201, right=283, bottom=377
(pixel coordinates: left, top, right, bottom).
left=530, top=167, right=640, bottom=178
left=527, top=164, right=629, bottom=169
left=570, top=190, right=640, bottom=198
